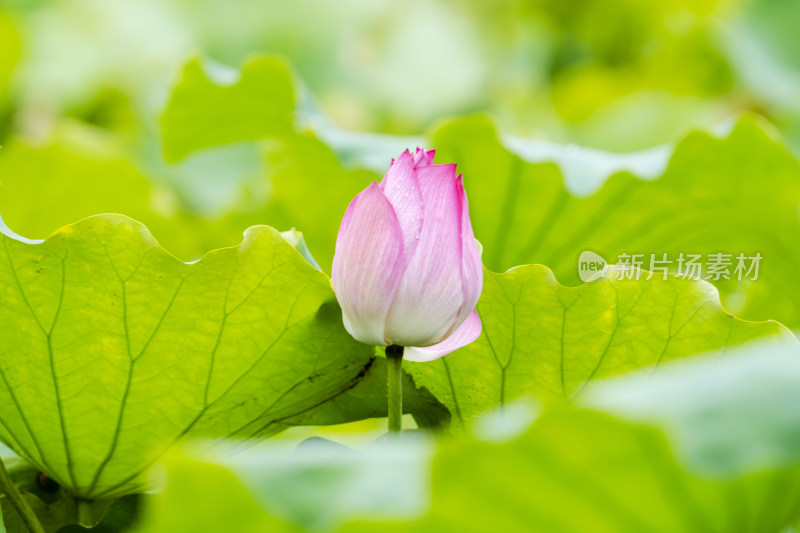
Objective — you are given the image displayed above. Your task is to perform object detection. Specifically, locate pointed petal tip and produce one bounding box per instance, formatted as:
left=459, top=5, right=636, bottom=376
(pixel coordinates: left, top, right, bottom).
left=390, top=150, right=414, bottom=171
left=412, top=147, right=436, bottom=167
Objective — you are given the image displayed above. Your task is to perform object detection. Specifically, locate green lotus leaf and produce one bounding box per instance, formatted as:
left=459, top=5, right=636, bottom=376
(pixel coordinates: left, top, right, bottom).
left=160, top=56, right=295, bottom=162
left=0, top=214, right=374, bottom=500
left=431, top=114, right=800, bottom=328
left=134, top=341, right=800, bottom=533
left=406, top=265, right=793, bottom=430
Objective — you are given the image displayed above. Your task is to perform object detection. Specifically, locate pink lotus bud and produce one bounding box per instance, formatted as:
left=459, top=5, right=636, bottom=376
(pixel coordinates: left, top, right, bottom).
left=332, top=148, right=483, bottom=362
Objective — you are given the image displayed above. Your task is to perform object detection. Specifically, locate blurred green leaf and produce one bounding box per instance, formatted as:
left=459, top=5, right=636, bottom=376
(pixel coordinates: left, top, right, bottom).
left=0, top=119, right=381, bottom=269
left=160, top=55, right=295, bottom=162
left=583, top=340, right=800, bottom=477
left=258, top=131, right=378, bottom=271
left=222, top=437, right=431, bottom=530
left=135, top=341, right=800, bottom=533
left=0, top=126, right=278, bottom=263
left=741, top=0, right=800, bottom=73
left=0, top=128, right=156, bottom=241
left=407, top=265, right=793, bottom=430
left=432, top=114, right=800, bottom=328
left=0, top=214, right=373, bottom=499
left=407, top=408, right=800, bottom=533
left=133, top=457, right=299, bottom=533
left=134, top=436, right=432, bottom=533
left=0, top=11, right=21, bottom=105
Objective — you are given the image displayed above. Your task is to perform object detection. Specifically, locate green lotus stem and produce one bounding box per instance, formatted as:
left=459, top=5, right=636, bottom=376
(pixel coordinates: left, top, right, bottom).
left=0, top=456, right=45, bottom=533
left=386, top=345, right=404, bottom=435
left=76, top=498, right=95, bottom=528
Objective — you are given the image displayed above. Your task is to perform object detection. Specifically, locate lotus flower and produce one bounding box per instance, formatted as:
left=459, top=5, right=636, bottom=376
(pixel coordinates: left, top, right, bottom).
left=332, top=148, right=483, bottom=362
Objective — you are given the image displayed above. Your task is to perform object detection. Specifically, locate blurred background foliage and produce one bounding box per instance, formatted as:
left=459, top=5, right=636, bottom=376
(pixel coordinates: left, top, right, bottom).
left=2, top=1, right=800, bottom=531
left=1, top=0, right=800, bottom=148
left=0, top=0, right=798, bottom=327
left=1, top=0, right=799, bottom=225
left=2, top=0, right=800, bottom=328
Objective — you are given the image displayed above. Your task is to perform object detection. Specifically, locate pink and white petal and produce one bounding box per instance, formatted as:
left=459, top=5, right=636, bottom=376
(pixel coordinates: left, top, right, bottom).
left=403, top=310, right=482, bottom=362
left=335, top=194, right=359, bottom=244
left=384, top=163, right=463, bottom=347
left=332, top=182, right=404, bottom=346
left=382, top=149, right=413, bottom=189
left=456, top=175, right=483, bottom=326
left=380, top=150, right=423, bottom=265
left=412, top=148, right=435, bottom=167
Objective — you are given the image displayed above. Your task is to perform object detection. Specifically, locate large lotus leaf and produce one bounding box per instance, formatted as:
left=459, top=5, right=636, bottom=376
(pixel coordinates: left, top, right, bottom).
left=134, top=341, right=800, bottom=533
left=406, top=410, right=800, bottom=533
left=431, top=114, right=800, bottom=328
left=160, top=56, right=295, bottom=162
left=0, top=128, right=239, bottom=265
left=0, top=132, right=157, bottom=247
left=412, top=341, right=800, bottom=533
left=0, top=214, right=374, bottom=500
left=0, top=129, right=252, bottom=263
left=134, top=453, right=300, bottom=533
left=265, top=356, right=450, bottom=433
left=0, top=123, right=379, bottom=269
left=406, top=265, right=793, bottom=430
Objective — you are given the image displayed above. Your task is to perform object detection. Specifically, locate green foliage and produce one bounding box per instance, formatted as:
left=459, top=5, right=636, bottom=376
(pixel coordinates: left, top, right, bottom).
left=0, top=207, right=778, bottom=528
left=0, top=104, right=378, bottom=270
left=0, top=12, right=20, bottom=106
left=133, top=341, right=800, bottom=533
left=161, top=56, right=295, bottom=162
left=0, top=214, right=375, bottom=499
left=418, top=408, right=800, bottom=533
left=432, top=114, right=800, bottom=329
left=134, top=457, right=297, bottom=533
left=407, top=265, right=792, bottom=430
left=258, top=132, right=378, bottom=271
left=0, top=130, right=155, bottom=244
left=0, top=128, right=260, bottom=262
left=268, top=356, right=449, bottom=433
left=0, top=10, right=799, bottom=530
